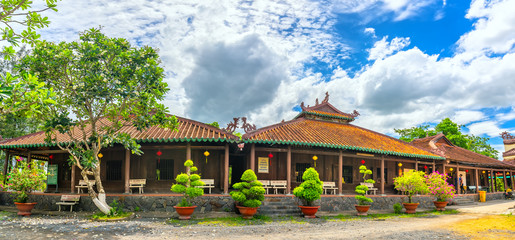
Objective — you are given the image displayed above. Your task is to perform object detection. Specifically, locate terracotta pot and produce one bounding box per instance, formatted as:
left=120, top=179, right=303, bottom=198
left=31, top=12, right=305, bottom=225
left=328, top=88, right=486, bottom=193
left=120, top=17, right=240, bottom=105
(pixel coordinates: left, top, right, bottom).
left=433, top=201, right=449, bottom=211
left=355, top=205, right=371, bottom=216
left=403, top=202, right=419, bottom=214
left=174, top=206, right=196, bottom=220
left=15, top=202, right=37, bottom=216
left=299, top=205, right=320, bottom=218
left=236, top=206, right=259, bottom=219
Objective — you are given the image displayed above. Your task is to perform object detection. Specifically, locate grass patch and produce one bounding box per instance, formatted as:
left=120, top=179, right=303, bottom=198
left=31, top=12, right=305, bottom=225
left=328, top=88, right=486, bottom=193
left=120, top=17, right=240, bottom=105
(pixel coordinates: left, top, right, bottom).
left=449, top=214, right=515, bottom=240
left=323, top=209, right=458, bottom=222
left=168, top=214, right=272, bottom=227
left=90, top=211, right=133, bottom=221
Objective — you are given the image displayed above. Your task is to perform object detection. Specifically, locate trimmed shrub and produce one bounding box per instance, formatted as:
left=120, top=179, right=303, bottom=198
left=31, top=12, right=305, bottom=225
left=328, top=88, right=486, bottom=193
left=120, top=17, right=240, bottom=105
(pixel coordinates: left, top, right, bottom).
left=293, top=168, right=323, bottom=206
left=230, top=169, right=265, bottom=208
left=170, top=160, right=205, bottom=207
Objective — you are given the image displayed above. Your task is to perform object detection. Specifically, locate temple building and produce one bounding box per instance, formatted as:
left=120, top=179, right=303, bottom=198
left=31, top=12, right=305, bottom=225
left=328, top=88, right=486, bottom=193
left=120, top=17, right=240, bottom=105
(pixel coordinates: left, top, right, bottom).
left=501, top=131, right=515, bottom=166
left=1, top=94, right=514, bottom=196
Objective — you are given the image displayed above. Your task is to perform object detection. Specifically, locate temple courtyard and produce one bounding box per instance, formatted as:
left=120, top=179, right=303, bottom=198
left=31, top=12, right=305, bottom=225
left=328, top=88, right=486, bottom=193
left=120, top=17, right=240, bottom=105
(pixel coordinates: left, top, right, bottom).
left=0, top=200, right=513, bottom=240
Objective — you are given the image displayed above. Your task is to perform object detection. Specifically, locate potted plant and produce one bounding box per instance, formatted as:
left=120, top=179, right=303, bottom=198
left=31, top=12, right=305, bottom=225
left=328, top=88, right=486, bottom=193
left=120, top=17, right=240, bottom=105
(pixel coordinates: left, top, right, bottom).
left=230, top=169, right=265, bottom=219
left=354, top=165, right=375, bottom=215
left=393, top=170, right=428, bottom=214
left=293, top=167, right=323, bottom=218
left=6, top=159, right=47, bottom=216
left=426, top=171, right=455, bottom=211
left=170, top=160, right=205, bottom=220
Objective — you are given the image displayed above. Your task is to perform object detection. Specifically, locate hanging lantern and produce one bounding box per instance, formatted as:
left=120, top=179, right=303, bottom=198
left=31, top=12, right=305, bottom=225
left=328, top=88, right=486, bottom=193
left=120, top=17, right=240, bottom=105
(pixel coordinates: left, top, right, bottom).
left=398, top=163, right=402, bottom=167
left=97, top=153, right=103, bottom=159
left=238, top=143, right=245, bottom=151
left=312, top=155, right=318, bottom=167
left=49, top=154, right=54, bottom=164
left=482, top=170, right=486, bottom=174
left=449, top=167, right=453, bottom=172
left=465, top=169, right=469, bottom=173
left=268, top=153, right=273, bottom=158
left=204, top=150, right=210, bottom=164
left=156, top=150, right=162, bottom=164
left=361, top=159, right=365, bottom=165
left=424, top=165, right=428, bottom=170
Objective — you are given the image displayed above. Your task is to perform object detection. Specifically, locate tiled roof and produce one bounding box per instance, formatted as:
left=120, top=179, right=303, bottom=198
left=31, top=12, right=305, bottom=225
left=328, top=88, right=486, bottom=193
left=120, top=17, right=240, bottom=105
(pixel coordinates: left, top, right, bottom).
left=504, top=159, right=515, bottom=166
left=503, top=148, right=515, bottom=157
left=298, top=110, right=356, bottom=121
left=0, top=116, right=238, bottom=149
left=411, top=134, right=513, bottom=168
left=243, top=117, right=442, bottom=159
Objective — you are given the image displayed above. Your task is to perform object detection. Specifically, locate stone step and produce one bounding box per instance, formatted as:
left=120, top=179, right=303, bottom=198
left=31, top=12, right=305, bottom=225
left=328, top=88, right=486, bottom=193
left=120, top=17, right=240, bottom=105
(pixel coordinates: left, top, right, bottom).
left=258, top=208, right=302, bottom=216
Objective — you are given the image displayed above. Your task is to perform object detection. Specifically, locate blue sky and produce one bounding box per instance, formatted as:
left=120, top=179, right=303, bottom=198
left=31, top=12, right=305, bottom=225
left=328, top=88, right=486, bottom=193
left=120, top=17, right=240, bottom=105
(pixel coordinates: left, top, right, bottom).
left=31, top=0, right=515, bottom=159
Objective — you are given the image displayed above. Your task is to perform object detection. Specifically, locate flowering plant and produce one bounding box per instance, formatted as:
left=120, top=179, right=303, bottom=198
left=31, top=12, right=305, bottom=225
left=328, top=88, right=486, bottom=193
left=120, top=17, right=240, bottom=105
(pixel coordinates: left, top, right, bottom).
left=425, top=171, right=455, bottom=202
left=6, top=160, right=47, bottom=203
left=393, top=170, right=428, bottom=203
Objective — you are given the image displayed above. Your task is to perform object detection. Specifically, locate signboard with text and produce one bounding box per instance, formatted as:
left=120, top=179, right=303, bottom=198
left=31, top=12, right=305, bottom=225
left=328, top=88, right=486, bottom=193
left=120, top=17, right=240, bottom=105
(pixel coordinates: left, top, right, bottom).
left=258, top=157, right=269, bottom=173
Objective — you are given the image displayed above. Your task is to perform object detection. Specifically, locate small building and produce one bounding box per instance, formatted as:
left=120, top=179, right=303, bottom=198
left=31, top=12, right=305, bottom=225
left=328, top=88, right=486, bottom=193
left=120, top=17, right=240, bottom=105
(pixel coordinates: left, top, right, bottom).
left=412, top=134, right=515, bottom=193
left=501, top=131, right=515, bottom=166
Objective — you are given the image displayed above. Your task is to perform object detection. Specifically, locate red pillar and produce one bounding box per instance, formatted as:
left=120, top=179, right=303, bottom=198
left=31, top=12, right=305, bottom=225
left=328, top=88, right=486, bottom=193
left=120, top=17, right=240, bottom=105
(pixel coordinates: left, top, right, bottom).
left=287, top=146, right=292, bottom=194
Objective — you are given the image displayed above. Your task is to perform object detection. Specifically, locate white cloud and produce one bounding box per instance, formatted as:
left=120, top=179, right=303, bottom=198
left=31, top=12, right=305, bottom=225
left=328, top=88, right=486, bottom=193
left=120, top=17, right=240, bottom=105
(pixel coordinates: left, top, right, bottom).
left=368, top=36, right=411, bottom=60
left=331, top=0, right=439, bottom=21
left=364, top=27, right=376, bottom=38
left=458, top=0, right=515, bottom=55
left=467, top=121, right=505, bottom=137
left=452, top=110, right=486, bottom=125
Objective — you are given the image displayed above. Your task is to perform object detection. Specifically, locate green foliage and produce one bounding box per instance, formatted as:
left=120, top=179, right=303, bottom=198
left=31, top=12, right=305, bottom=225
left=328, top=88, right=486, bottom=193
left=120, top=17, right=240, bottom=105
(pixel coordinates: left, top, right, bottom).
left=171, top=160, right=204, bottom=207
left=91, top=200, right=130, bottom=219
left=293, top=168, right=323, bottom=206
left=393, top=203, right=403, bottom=214
left=355, top=165, right=375, bottom=205
left=208, top=122, right=220, bottom=128
left=394, top=170, right=428, bottom=203
left=230, top=170, right=265, bottom=208
left=18, top=28, right=178, bottom=212
left=495, top=178, right=505, bottom=192
left=5, top=159, right=47, bottom=203
left=395, top=118, right=499, bottom=159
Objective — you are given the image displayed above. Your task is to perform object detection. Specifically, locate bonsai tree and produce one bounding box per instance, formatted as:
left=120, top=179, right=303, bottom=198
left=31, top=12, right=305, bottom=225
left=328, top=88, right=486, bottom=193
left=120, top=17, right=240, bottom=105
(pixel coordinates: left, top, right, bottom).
left=293, top=168, right=323, bottom=206
left=355, top=165, right=375, bottom=205
left=6, top=158, right=47, bottom=203
left=171, top=160, right=205, bottom=207
left=425, top=171, right=455, bottom=202
left=393, top=170, right=428, bottom=203
left=230, top=169, right=265, bottom=208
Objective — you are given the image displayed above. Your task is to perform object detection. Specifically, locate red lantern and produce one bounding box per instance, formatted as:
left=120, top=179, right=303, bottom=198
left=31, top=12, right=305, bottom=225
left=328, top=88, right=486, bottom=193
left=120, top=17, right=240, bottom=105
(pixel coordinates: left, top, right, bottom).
left=424, top=165, right=428, bottom=169
left=268, top=153, right=273, bottom=158
left=361, top=160, right=365, bottom=165
left=49, top=155, right=54, bottom=160
left=156, top=150, right=162, bottom=156
left=465, top=169, right=469, bottom=173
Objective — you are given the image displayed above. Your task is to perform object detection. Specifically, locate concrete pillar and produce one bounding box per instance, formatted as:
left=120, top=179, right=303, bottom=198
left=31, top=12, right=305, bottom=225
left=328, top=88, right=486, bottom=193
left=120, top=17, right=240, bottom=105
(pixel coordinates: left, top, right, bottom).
left=287, top=146, right=292, bottom=194
left=186, top=143, right=191, bottom=160
left=124, top=149, right=130, bottom=194
left=2, top=152, right=8, bottom=183
left=503, top=171, right=508, bottom=191
left=456, top=165, right=461, bottom=194
left=491, top=170, right=495, bottom=192
left=432, top=160, right=436, bottom=173
left=415, top=160, right=418, bottom=171
left=71, top=164, right=76, bottom=193
left=250, top=144, right=255, bottom=171
left=338, top=150, right=343, bottom=195
left=380, top=155, right=385, bottom=195
left=474, top=169, right=479, bottom=192
left=224, top=144, right=229, bottom=194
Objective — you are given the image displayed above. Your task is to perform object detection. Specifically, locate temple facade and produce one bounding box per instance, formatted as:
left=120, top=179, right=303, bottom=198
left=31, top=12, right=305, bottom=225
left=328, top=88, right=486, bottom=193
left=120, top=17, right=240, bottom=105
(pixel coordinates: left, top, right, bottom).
left=2, top=95, right=514, bottom=196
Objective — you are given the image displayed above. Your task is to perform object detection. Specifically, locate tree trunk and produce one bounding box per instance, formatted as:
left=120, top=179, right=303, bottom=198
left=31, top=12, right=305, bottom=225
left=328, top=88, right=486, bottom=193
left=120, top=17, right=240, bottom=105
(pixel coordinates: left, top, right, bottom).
left=82, top=168, right=112, bottom=215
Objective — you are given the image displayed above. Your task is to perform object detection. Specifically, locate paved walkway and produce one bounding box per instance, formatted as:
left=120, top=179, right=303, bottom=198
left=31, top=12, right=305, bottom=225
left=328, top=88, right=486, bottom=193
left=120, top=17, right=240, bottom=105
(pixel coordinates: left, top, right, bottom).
left=447, top=199, right=515, bottom=215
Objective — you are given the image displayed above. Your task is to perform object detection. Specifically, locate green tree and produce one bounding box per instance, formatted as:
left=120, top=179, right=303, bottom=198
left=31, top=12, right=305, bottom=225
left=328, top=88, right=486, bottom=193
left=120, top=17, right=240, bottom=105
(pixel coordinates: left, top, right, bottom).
left=1, top=1, right=59, bottom=116
left=19, top=28, right=178, bottom=214
left=395, top=118, right=499, bottom=159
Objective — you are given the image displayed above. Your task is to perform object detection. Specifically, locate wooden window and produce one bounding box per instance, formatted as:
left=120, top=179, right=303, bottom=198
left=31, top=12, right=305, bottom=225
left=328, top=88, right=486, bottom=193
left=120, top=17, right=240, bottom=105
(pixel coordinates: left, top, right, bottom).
left=343, top=166, right=353, bottom=184
left=376, top=168, right=388, bottom=184
left=106, top=161, right=122, bottom=181
left=156, top=159, right=174, bottom=180
left=296, top=163, right=312, bottom=182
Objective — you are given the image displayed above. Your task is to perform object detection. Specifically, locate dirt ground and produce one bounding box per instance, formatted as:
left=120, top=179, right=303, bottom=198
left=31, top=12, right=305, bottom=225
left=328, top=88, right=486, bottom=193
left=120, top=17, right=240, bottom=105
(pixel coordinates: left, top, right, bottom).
left=1, top=200, right=514, bottom=240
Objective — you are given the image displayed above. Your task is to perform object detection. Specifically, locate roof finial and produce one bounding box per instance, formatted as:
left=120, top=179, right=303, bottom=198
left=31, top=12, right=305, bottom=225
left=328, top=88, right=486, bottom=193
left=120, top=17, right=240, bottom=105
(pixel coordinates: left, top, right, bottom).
left=501, top=131, right=515, bottom=140
left=300, top=102, right=305, bottom=110
left=322, top=92, right=329, bottom=103
left=315, top=98, right=319, bottom=105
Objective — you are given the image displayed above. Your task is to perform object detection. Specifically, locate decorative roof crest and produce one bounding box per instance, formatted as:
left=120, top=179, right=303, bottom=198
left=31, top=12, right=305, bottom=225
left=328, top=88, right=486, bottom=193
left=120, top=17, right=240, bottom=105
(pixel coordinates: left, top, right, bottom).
left=501, top=131, right=515, bottom=140
left=223, top=117, right=256, bottom=134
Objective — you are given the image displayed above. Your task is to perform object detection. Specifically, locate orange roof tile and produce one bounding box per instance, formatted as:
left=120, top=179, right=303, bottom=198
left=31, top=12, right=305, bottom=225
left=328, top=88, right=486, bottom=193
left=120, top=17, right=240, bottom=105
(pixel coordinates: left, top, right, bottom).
left=0, top=116, right=238, bottom=149
left=411, top=134, right=514, bottom=168
left=243, top=118, right=442, bottom=159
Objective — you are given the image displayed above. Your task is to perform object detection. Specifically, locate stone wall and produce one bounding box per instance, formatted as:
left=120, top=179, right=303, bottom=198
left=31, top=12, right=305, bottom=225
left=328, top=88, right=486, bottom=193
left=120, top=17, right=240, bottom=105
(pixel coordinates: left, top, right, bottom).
left=0, top=192, right=505, bottom=213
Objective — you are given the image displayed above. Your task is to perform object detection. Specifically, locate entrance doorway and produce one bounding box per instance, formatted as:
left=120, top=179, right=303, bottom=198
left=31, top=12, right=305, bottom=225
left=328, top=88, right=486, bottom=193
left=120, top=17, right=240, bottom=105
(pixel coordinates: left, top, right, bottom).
left=229, top=155, right=246, bottom=189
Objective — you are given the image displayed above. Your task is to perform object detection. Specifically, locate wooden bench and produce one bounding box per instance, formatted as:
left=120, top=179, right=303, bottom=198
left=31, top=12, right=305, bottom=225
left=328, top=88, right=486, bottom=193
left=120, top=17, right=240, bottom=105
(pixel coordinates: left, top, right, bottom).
left=468, top=186, right=476, bottom=193
left=129, top=179, right=146, bottom=194
left=198, top=179, right=215, bottom=194
left=76, top=180, right=95, bottom=194
left=323, top=181, right=338, bottom=195
left=56, top=195, right=80, bottom=212
left=259, top=180, right=272, bottom=194
left=361, top=182, right=378, bottom=195
left=270, top=180, right=287, bottom=194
